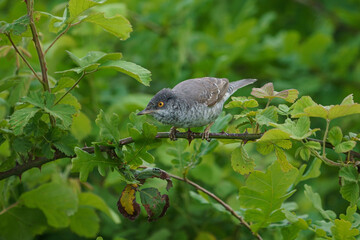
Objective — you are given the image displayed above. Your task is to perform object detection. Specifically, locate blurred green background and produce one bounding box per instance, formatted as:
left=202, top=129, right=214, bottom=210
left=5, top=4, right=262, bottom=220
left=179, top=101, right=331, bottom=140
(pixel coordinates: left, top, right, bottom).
left=0, top=0, right=360, bottom=239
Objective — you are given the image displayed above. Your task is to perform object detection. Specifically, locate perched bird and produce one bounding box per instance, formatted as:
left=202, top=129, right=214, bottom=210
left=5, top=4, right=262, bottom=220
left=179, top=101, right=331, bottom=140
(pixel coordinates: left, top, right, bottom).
left=138, top=77, right=256, bottom=141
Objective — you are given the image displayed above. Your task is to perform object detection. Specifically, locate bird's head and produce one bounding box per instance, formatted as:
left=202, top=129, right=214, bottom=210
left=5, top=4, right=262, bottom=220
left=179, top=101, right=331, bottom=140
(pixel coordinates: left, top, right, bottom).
left=137, top=88, right=177, bottom=118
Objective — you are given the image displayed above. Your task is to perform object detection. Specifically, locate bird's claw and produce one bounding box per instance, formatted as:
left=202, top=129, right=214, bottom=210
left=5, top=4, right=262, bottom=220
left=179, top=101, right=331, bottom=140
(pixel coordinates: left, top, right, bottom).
left=187, top=128, right=194, bottom=145
left=169, top=127, right=178, bottom=141
left=201, top=130, right=211, bottom=142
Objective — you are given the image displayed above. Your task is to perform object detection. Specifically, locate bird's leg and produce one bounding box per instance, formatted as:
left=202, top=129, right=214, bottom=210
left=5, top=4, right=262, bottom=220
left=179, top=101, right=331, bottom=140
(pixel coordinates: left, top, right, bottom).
left=169, top=126, right=178, bottom=141
left=187, top=128, right=194, bottom=145
left=202, top=122, right=214, bottom=142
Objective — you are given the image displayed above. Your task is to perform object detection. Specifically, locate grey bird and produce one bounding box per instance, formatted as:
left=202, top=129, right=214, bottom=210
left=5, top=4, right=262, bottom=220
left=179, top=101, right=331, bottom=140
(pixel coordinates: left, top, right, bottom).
left=137, top=77, right=256, bottom=141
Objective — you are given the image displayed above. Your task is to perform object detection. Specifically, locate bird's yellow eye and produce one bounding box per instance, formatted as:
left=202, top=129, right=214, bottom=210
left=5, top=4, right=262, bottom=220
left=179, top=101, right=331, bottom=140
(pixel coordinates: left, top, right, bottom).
left=158, top=101, right=164, bottom=107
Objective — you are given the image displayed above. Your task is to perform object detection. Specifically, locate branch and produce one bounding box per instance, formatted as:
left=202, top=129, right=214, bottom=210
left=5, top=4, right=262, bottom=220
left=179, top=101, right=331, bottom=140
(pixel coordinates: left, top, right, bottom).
left=6, top=34, right=43, bottom=85
left=26, top=0, right=50, bottom=92
left=0, top=131, right=359, bottom=181
left=168, top=172, right=263, bottom=240
left=54, top=71, right=87, bottom=105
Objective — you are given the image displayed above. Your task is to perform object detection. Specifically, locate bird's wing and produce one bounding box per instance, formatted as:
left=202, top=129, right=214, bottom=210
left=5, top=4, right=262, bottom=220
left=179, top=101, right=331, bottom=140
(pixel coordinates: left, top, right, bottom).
left=172, top=77, right=229, bottom=106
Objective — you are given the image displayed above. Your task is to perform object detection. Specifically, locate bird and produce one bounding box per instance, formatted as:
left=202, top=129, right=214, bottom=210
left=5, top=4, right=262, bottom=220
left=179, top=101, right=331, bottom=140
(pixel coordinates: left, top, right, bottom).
left=137, top=77, right=256, bottom=141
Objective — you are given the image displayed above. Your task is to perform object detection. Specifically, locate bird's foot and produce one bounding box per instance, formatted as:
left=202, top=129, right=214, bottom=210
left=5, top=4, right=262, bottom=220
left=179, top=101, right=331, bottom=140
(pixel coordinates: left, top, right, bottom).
left=187, top=128, right=194, bottom=145
left=201, top=122, right=214, bottom=142
left=169, top=127, right=178, bottom=141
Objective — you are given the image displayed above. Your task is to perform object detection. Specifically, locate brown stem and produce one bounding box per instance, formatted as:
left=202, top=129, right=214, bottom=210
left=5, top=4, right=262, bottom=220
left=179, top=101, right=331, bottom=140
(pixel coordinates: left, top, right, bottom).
left=54, top=71, right=87, bottom=105
left=6, top=34, right=43, bottom=85
left=168, top=173, right=263, bottom=240
left=26, top=0, right=50, bottom=92
left=0, top=202, right=20, bottom=215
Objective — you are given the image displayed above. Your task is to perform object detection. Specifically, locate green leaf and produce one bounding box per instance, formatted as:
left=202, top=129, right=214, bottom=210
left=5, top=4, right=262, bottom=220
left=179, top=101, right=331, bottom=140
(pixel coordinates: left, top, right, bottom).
left=53, top=133, right=78, bottom=156
left=12, top=137, right=32, bottom=154
left=304, top=141, right=321, bottom=150
left=251, top=82, right=299, bottom=103
left=239, top=161, right=298, bottom=232
left=52, top=77, right=76, bottom=93
left=304, top=103, right=360, bottom=120
left=335, top=141, right=356, bottom=153
left=79, top=192, right=120, bottom=223
left=0, top=207, right=47, bottom=240
left=20, top=182, right=78, bottom=228
left=270, top=116, right=319, bottom=140
left=231, top=145, right=256, bottom=175
left=328, top=126, right=343, bottom=146
left=340, top=181, right=359, bottom=205
left=339, top=166, right=359, bottom=182
left=9, top=108, right=40, bottom=135
left=256, top=129, right=292, bottom=155
left=140, top=187, right=170, bottom=221
left=68, top=0, right=105, bottom=23
left=70, top=207, right=99, bottom=238
left=72, top=146, right=120, bottom=181
left=256, top=106, right=278, bottom=126
left=0, top=15, right=30, bottom=35
left=100, top=60, right=152, bottom=86
left=66, top=50, right=122, bottom=67
left=331, top=219, right=359, bottom=240
left=299, top=158, right=322, bottom=182
left=71, top=112, right=92, bottom=141
left=45, top=104, right=76, bottom=129
left=341, top=94, right=355, bottom=105
left=95, top=109, right=120, bottom=143
left=304, top=184, right=336, bottom=221
left=84, top=12, right=132, bottom=40
left=290, top=96, right=317, bottom=118
left=340, top=205, right=357, bottom=222
left=225, top=96, right=259, bottom=109
left=275, top=147, right=294, bottom=172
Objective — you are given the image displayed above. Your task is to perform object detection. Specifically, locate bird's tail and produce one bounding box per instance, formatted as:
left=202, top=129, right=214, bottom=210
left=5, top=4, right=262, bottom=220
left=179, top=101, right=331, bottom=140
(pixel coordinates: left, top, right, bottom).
left=228, top=79, right=257, bottom=95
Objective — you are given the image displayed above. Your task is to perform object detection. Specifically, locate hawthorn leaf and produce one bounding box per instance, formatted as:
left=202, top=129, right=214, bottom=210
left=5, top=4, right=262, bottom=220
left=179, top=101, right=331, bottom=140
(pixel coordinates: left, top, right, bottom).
left=84, top=12, right=132, bottom=40
left=239, top=161, right=298, bottom=232
left=225, top=96, right=259, bottom=109
left=255, top=106, right=278, bottom=126
left=275, top=147, right=294, bottom=172
left=99, top=60, right=152, bottom=86
left=304, top=141, right=321, bottom=150
left=331, top=219, right=359, bottom=240
left=71, top=146, right=120, bottom=181
left=22, top=91, right=45, bottom=108
left=9, top=108, right=40, bottom=135
left=70, top=207, right=99, bottom=238
left=231, top=145, right=256, bottom=175
left=335, top=141, right=356, bottom=153
left=304, top=184, right=336, bottom=221
left=95, top=109, right=120, bottom=143
left=44, top=104, right=76, bottom=129
left=117, top=184, right=140, bottom=221
left=20, top=182, right=78, bottom=228
left=339, top=166, right=359, bottom=182
left=270, top=116, right=319, bottom=140
left=256, top=129, right=292, bottom=155
left=340, top=181, right=359, bottom=205
left=53, top=133, right=78, bottom=156
left=140, top=187, right=170, bottom=222
left=290, top=96, right=317, bottom=117
left=328, top=126, right=343, bottom=146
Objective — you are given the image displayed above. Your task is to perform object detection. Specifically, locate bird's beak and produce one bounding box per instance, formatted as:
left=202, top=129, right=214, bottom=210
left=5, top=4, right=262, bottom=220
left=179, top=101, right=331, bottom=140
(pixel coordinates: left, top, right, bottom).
left=137, top=109, right=155, bottom=115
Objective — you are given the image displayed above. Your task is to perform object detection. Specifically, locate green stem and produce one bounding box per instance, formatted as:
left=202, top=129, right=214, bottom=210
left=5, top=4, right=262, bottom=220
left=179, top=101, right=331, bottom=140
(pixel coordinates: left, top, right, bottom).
left=323, top=119, right=331, bottom=157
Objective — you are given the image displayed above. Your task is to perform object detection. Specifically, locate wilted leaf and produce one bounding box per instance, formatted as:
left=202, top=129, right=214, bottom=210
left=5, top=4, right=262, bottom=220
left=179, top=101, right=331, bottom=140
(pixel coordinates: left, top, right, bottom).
left=231, top=145, right=256, bottom=175
left=117, top=184, right=140, bottom=221
left=140, top=187, right=170, bottom=221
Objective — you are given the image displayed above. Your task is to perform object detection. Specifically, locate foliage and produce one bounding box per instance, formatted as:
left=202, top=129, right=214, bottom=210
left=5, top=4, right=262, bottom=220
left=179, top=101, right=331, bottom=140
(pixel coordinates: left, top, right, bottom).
left=0, top=0, right=360, bottom=239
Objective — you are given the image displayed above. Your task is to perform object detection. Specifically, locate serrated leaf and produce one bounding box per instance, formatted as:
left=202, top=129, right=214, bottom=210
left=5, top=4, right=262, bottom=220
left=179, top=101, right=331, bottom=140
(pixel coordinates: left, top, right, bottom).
left=140, top=187, right=170, bottom=222
left=341, top=94, right=355, bottom=105
left=69, top=207, right=99, bottom=238
left=304, top=141, right=321, bottom=150
left=84, top=12, right=132, bottom=40
left=275, top=147, right=294, bottom=172
left=339, top=166, right=359, bottom=182
left=270, top=116, right=319, bottom=140
left=9, top=108, right=40, bottom=135
left=68, top=0, right=105, bottom=23
left=12, top=137, right=32, bottom=154
left=304, top=184, right=336, bottom=221
left=331, top=219, right=359, bottom=240
left=71, top=146, right=120, bottom=181
left=290, top=96, right=317, bottom=118
left=56, top=63, right=99, bottom=74
left=135, top=168, right=173, bottom=191
left=304, top=103, right=360, bottom=120
left=55, top=92, right=81, bottom=111
left=117, top=184, right=140, bottom=221
left=225, top=96, right=259, bottom=109
left=300, top=158, right=322, bottom=182
left=0, top=15, right=30, bottom=35
left=52, top=77, right=76, bottom=93
left=328, top=126, right=343, bottom=146
left=340, top=181, right=359, bottom=206
left=239, top=161, right=298, bottom=232
left=79, top=192, right=120, bottom=223
left=257, top=129, right=292, bottom=155
left=256, top=106, right=278, bottom=126
left=20, top=182, right=78, bottom=228
left=335, top=141, right=356, bottom=153
left=53, top=133, right=78, bottom=156
left=45, top=104, right=76, bottom=129
left=99, top=60, right=152, bottom=86
left=231, top=145, right=256, bottom=175
left=22, top=91, right=44, bottom=108
left=95, top=110, right=120, bottom=143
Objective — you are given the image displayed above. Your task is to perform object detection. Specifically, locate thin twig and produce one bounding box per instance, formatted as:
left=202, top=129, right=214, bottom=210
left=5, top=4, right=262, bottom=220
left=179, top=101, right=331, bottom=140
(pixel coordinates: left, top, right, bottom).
left=54, top=71, right=86, bottom=105
left=0, top=202, right=20, bottom=215
left=6, top=34, right=43, bottom=85
left=168, top=173, right=263, bottom=240
left=26, top=0, right=50, bottom=92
